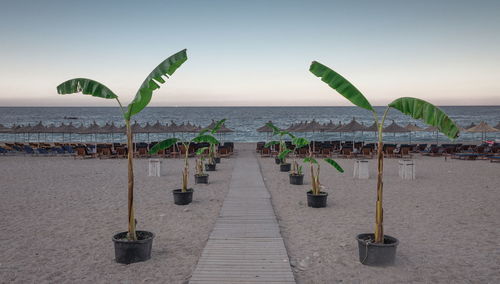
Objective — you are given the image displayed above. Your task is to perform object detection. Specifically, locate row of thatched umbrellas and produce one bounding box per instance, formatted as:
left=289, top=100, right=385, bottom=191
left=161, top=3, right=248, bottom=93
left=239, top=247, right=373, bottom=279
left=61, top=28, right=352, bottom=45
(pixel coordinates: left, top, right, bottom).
left=257, top=118, right=500, bottom=143
left=0, top=120, right=234, bottom=142
left=0, top=120, right=234, bottom=134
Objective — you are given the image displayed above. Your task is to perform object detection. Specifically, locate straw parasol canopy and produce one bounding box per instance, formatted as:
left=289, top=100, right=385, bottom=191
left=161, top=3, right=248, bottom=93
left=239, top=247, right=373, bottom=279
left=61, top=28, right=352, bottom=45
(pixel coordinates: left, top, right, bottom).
left=383, top=121, right=410, bottom=133
left=466, top=121, right=499, bottom=141
left=286, top=121, right=306, bottom=132
left=218, top=123, right=234, bottom=133
left=495, top=122, right=500, bottom=130
left=337, top=117, right=366, bottom=132
left=405, top=123, right=424, bottom=132
left=365, top=122, right=378, bottom=132
left=322, top=120, right=338, bottom=132
left=256, top=121, right=276, bottom=133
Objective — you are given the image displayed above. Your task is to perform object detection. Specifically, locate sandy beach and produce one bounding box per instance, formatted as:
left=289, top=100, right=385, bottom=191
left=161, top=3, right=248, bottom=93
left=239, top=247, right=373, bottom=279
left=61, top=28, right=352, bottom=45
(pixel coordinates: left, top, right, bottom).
left=258, top=152, right=500, bottom=283
left=1, top=143, right=500, bottom=283
left=0, top=155, right=233, bottom=283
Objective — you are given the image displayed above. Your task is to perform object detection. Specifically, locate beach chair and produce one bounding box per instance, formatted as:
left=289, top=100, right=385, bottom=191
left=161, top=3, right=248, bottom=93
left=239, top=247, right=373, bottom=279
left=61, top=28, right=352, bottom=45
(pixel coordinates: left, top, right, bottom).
left=360, top=147, right=373, bottom=159
left=23, top=145, right=35, bottom=155
left=384, top=146, right=396, bottom=158
left=74, top=147, right=94, bottom=159
left=261, top=148, right=271, bottom=157
left=400, top=147, right=412, bottom=158
left=339, top=147, right=354, bottom=158
left=488, top=156, right=500, bottom=163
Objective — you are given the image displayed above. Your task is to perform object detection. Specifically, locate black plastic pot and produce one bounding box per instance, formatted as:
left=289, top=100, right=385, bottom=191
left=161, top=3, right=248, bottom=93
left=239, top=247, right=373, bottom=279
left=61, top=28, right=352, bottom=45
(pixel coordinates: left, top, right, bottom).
left=356, top=233, right=399, bottom=266
left=112, top=230, right=154, bottom=264
left=214, top=157, right=221, bottom=163
left=205, top=163, right=216, bottom=171
left=280, top=163, right=291, bottom=172
left=172, top=188, right=193, bottom=205
left=306, top=191, right=328, bottom=208
left=275, top=157, right=283, bottom=164
left=289, top=174, right=304, bottom=185
left=194, top=174, right=209, bottom=184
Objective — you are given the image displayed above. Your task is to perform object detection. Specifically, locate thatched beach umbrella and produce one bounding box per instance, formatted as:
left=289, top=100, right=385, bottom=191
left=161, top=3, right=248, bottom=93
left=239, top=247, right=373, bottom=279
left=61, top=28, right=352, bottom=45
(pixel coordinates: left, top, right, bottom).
left=337, top=117, right=367, bottom=143
left=466, top=121, right=499, bottom=142
left=383, top=120, right=410, bottom=143
left=257, top=121, right=276, bottom=136
left=29, top=121, right=47, bottom=142
left=424, top=126, right=440, bottom=144
left=404, top=123, right=424, bottom=144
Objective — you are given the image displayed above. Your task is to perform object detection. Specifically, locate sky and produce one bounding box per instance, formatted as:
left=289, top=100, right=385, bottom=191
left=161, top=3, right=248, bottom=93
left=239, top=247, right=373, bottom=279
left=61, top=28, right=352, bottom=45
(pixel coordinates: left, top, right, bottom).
left=0, top=0, right=499, bottom=107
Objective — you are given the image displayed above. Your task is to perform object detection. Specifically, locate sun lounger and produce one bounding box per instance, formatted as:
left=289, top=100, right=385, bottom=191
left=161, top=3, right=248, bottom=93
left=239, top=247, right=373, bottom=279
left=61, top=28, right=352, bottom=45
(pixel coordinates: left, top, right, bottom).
left=488, top=156, right=500, bottom=163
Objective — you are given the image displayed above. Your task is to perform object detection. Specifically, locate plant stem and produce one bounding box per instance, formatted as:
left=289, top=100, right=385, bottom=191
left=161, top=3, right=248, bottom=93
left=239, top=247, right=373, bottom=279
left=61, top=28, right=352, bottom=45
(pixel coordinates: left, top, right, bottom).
left=126, top=119, right=137, bottom=241
left=182, top=142, right=189, bottom=192
left=374, top=107, right=390, bottom=243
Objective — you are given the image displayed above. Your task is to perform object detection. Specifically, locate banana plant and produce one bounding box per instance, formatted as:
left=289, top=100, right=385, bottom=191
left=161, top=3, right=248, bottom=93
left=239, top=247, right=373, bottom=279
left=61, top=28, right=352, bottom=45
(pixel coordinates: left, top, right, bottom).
left=290, top=137, right=309, bottom=175
left=195, top=146, right=209, bottom=176
left=310, top=61, right=459, bottom=243
left=299, top=137, right=344, bottom=194
left=56, top=49, right=188, bottom=241
left=149, top=132, right=219, bottom=192
left=265, top=122, right=295, bottom=161
left=201, top=119, right=226, bottom=164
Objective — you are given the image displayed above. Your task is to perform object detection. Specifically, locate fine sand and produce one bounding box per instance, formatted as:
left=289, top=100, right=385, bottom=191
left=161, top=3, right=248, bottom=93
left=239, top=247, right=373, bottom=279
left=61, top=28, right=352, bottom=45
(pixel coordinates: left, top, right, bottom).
left=0, top=155, right=233, bottom=283
left=258, top=153, right=500, bottom=283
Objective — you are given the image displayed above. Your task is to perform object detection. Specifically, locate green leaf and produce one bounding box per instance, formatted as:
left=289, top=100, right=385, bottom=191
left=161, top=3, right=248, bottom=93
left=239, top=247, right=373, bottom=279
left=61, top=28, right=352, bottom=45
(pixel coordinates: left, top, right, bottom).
left=292, top=137, right=309, bottom=148
left=149, top=138, right=179, bottom=154
left=195, top=147, right=209, bottom=156
left=265, top=122, right=282, bottom=136
left=126, top=49, right=188, bottom=120
left=303, top=157, right=317, bottom=164
left=264, top=141, right=280, bottom=148
left=211, top=119, right=227, bottom=134
left=278, top=149, right=292, bottom=160
left=388, top=97, right=460, bottom=139
left=324, top=158, right=344, bottom=173
left=309, top=61, right=374, bottom=112
left=192, top=134, right=219, bottom=145
left=56, top=78, right=118, bottom=99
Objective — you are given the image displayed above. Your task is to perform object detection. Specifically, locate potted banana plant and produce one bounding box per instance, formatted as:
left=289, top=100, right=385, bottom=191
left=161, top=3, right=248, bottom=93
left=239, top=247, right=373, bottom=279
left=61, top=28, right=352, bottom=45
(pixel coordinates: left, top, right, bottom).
left=310, top=61, right=459, bottom=266
left=300, top=138, right=344, bottom=208
left=149, top=132, right=218, bottom=205
left=265, top=122, right=295, bottom=170
left=203, top=119, right=226, bottom=171
left=194, top=147, right=209, bottom=184
left=56, top=49, right=188, bottom=264
left=288, top=137, right=309, bottom=185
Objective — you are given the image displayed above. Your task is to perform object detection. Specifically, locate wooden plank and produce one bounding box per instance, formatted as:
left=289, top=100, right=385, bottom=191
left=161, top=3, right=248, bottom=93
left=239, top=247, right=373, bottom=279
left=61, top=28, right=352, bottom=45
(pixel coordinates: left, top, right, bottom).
left=189, top=148, right=296, bottom=283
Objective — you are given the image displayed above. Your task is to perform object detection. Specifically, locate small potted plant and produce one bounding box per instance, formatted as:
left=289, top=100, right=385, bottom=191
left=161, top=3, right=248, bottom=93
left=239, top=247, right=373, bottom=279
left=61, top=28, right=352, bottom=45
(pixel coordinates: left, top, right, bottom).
left=301, top=139, right=344, bottom=208
left=265, top=122, right=295, bottom=169
left=289, top=137, right=309, bottom=185
left=310, top=61, right=459, bottom=265
left=194, top=147, right=209, bottom=184
left=203, top=119, right=226, bottom=171
left=56, top=49, right=188, bottom=264
left=149, top=133, right=218, bottom=205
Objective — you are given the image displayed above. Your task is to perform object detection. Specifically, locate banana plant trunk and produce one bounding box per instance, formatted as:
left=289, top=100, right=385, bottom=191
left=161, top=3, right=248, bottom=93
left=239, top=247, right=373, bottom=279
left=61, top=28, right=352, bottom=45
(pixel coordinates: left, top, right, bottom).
left=374, top=132, right=384, bottom=243
left=126, top=120, right=137, bottom=240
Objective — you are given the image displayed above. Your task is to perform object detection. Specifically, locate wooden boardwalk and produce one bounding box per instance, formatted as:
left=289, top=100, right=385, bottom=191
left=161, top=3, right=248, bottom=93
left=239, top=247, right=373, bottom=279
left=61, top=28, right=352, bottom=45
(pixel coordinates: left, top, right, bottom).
left=189, top=147, right=296, bottom=284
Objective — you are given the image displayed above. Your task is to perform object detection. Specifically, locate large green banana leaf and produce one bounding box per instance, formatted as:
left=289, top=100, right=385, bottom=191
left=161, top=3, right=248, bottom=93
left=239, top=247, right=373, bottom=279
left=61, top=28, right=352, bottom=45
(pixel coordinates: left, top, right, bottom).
left=192, top=134, right=220, bottom=145
left=126, top=49, right=188, bottom=120
left=388, top=97, right=459, bottom=139
left=309, top=61, right=374, bottom=112
left=211, top=119, right=227, bottom=134
left=149, top=138, right=179, bottom=154
left=56, top=78, right=117, bottom=99
left=278, top=149, right=292, bottom=160
left=324, top=158, right=344, bottom=173
left=292, top=137, right=309, bottom=148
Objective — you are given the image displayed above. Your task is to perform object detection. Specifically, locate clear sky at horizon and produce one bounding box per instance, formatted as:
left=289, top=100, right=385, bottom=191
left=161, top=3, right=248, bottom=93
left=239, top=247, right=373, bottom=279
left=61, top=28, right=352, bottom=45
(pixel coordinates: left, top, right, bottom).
left=1, top=0, right=499, bottom=107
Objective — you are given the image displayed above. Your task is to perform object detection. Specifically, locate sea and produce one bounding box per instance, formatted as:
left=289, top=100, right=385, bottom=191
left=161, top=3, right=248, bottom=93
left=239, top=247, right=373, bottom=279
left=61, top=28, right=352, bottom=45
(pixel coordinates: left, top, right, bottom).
left=1, top=106, right=499, bottom=143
